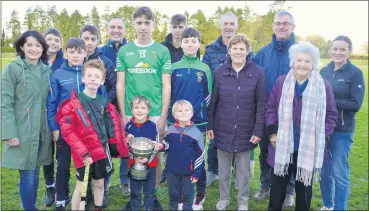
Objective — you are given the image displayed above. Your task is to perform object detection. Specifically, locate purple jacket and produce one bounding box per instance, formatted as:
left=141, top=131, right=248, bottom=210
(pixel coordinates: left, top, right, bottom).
left=265, top=75, right=338, bottom=167
left=208, top=57, right=267, bottom=153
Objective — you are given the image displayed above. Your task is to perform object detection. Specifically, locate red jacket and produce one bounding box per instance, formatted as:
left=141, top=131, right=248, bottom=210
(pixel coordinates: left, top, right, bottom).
left=55, top=90, right=129, bottom=168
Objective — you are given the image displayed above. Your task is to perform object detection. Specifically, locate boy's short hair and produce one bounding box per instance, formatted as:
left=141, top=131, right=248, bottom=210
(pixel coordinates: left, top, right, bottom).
left=65, top=37, right=86, bottom=51
left=82, top=59, right=106, bottom=78
left=133, top=6, right=154, bottom=21
left=172, top=100, right=193, bottom=115
left=43, top=28, right=63, bottom=40
left=130, top=95, right=151, bottom=110
left=181, top=27, right=200, bottom=41
left=80, top=24, right=100, bottom=38
left=170, top=14, right=186, bottom=25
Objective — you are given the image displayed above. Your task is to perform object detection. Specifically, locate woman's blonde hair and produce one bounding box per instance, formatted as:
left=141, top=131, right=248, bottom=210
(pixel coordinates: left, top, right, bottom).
left=227, top=34, right=251, bottom=52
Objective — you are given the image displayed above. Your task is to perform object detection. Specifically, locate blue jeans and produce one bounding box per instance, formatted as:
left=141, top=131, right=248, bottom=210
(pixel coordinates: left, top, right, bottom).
left=120, top=158, right=129, bottom=185
left=207, top=139, right=218, bottom=174
left=19, top=167, right=40, bottom=210
left=130, top=168, right=156, bottom=211
left=320, top=132, right=353, bottom=210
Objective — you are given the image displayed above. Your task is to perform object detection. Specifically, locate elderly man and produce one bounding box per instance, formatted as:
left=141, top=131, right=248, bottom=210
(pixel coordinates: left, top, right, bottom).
left=254, top=10, right=297, bottom=207
left=202, top=11, right=254, bottom=187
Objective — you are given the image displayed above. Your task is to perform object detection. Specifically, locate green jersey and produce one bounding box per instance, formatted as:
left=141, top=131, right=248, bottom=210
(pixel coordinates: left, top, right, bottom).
left=116, top=40, right=171, bottom=116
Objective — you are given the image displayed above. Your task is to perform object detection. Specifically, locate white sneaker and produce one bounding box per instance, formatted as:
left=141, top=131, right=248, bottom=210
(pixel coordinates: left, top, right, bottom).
left=178, top=203, right=183, bottom=210
left=238, top=204, right=248, bottom=211
left=216, top=200, right=230, bottom=210
left=320, top=206, right=333, bottom=210
left=193, top=193, right=206, bottom=210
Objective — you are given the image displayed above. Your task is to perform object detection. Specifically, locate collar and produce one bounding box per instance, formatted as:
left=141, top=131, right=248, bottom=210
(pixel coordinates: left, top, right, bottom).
left=164, top=33, right=173, bottom=45
left=327, top=59, right=352, bottom=72
left=107, top=38, right=127, bottom=49
left=63, top=60, right=82, bottom=72
left=214, top=35, right=227, bottom=49
left=272, top=33, right=296, bottom=51
left=182, top=55, right=199, bottom=62
left=87, top=48, right=102, bottom=60
left=131, top=116, right=150, bottom=128
left=174, top=120, right=194, bottom=129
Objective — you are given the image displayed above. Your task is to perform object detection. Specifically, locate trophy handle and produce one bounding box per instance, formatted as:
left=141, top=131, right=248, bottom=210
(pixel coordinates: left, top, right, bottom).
left=148, top=148, right=159, bottom=163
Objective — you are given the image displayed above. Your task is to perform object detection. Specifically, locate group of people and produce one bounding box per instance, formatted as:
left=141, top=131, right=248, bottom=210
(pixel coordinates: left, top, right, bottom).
left=1, top=5, right=365, bottom=211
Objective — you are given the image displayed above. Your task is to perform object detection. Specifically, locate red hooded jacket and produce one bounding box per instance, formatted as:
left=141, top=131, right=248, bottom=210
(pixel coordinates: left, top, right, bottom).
left=55, top=90, right=129, bottom=168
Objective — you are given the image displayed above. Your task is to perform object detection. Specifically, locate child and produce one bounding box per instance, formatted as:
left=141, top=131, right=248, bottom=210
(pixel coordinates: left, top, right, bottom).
left=55, top=59, right=128, bottom=211
left=124, top=96, right=161, bottom=211
left=167, top=27, right=212, bottom=210
left=158, top=100, right=205, bottom=211
left=47, top=38, right=107, bottom=210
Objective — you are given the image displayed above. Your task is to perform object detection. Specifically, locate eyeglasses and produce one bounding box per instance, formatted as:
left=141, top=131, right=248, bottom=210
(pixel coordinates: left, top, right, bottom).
left=273, top=22, right=293, bottom=27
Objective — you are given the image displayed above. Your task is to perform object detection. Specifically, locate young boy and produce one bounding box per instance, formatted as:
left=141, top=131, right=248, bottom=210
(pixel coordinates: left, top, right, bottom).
left=167, top=27, right=212, bottom=210
left=158, top=100, right=205, bottom=211
left=124, top=96, right=162, bottom=211
left=55, top=59, right=128, bottom=211
left=47, top=38, right=106, bottom=211
left=116, top=6, right=171, bottom=210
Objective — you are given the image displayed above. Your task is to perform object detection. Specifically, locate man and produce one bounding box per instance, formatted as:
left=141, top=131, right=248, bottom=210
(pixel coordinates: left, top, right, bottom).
left=100, top=16, right=128, bottom=66
left=80, top=24, right=116, bottom=208
left=202, top=11, right=254, bottom=187
left=116, top=6, right=171, bottom=211
left=254, top=10, right=297, bottom=207
left=99, top=16, right=131, bottom=197
left=161, top=14, right=200, bottom=63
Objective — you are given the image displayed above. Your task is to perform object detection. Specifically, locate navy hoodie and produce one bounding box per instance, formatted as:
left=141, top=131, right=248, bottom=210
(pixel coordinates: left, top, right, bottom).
left=99, top=38, right=128, bottom=66
left=42, top=49, right=65, bottom=72
left=47, top=60, right=106, bottom=131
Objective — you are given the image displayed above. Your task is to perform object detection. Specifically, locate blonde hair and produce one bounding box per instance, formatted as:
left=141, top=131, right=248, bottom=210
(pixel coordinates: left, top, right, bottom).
left=82, top=59, right=106, bottom=78
left=227, top=34, right=251, bottom=52
left=172, top=100, right=193, bottom=116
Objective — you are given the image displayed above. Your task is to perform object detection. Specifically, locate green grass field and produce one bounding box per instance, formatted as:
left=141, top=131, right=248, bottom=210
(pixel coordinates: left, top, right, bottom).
left=1, top=56, right=368, bottom=210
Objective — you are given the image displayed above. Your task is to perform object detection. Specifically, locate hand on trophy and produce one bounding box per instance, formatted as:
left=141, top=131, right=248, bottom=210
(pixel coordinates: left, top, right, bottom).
left=127, top=134, right=135, bottom=143
left=134, top=157, right=148, bottom=165
left=154, top=142, right=163, bottom=151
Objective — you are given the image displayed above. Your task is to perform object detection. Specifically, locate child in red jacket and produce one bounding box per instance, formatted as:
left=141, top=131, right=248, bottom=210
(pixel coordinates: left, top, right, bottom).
left=56, top=59, right=128, bottom=210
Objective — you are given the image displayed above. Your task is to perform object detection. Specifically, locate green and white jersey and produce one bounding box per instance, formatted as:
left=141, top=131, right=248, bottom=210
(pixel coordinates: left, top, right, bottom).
left=116, top=40, right=171, bottom=116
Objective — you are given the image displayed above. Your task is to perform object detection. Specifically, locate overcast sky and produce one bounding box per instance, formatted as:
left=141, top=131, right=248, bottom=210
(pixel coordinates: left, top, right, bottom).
left=2, top=1, right=368, bottom=52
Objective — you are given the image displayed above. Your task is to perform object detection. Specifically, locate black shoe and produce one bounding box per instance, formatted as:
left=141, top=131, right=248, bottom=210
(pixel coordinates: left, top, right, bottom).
left=160, top=168, right=167, bottom=184
left=55, top=204, right=66, bottom=211
left=120, top=201, right=132, bottom=211
left=44, top=186, right=56, bottom=206
left=153, top=196, right=164, bottom=211
left=65, top=195, right=72, bottom=206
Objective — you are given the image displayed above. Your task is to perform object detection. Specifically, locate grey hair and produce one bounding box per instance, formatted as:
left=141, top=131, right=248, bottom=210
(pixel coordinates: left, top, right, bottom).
left=274, top=10, right=295, bottom=25
left=289, top=41, right=320, bottom=71
left=220, top=11, right=238, bottom=26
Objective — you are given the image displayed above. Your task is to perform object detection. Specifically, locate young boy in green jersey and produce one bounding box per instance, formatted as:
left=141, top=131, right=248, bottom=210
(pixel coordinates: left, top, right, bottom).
left=167, top=27, right=212, bottom=210
left=116, top=6, right=171, bottom=211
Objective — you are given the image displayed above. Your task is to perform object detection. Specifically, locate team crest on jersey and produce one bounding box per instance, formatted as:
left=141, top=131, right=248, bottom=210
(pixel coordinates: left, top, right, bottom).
left=138, top=50, right=147, bottom=58
left=196, top=72, right=204, bottom=82
left=152, top=51, right=158, bottom=58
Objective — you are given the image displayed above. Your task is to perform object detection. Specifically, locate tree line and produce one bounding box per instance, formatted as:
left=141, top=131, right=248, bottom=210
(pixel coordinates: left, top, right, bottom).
left=2, top=1, right=368, bottom=59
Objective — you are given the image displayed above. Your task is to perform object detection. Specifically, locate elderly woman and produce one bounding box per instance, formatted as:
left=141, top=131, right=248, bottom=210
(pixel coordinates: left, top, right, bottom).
left=1, top=30, right=52, bottom=210
left=265, top=42, right=338, bottom=211
left=207, top=34, right=267, bottom=211
left=319, top=36, right=365, bottom=211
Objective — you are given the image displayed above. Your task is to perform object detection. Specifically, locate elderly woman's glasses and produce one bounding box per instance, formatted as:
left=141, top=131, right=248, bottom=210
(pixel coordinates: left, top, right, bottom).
left=273, top=22, right=293, bottom=27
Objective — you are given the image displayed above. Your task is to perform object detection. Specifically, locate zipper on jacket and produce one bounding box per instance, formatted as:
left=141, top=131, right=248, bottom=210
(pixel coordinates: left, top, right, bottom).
left=77, top=108, right=88, bottom=127
left=341, top=110, right=345, bottom=126
left=67, top=116, right=71, bottom=124
left=188, top=60, right=192, bottom=74
left=200, top=102, right=204, bottom=119
left=76, top=67, right=80, bottom=93
left=44, top=106, right=50, bottom=135
left=26, top=107, right=31, bottom=134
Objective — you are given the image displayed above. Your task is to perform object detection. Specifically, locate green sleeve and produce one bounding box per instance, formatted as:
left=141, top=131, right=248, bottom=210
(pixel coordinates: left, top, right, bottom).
left=161, top=47, right=172, bottom=74
left=204, top=64, right=213, bottom=94
left=116, top=48, right=127, bottom=72
left=1, top=64, right=18, bottom=140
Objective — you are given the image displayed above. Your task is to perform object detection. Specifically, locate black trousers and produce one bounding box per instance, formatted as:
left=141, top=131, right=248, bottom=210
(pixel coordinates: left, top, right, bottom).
left=268, top=153, right=312, bottom=211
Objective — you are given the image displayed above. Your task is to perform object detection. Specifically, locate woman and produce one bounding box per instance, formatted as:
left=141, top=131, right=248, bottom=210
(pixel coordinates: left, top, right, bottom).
left=1, top=30, right=52, bottom=210
left=319, top=36, right=365, bottom=211
left=42, top=27, right=65, bottom=207
left=265, top=41, right=338, bottom=211
left=207, top=34, right=267, bottom=211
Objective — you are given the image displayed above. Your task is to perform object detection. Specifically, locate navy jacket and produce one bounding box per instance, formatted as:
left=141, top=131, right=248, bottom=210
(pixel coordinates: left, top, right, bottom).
left=320, top=60, right=365, bottom=133
left=47, top=60, right=106, bottom=131
left=202, top=35, right=254, bottom=74
left=255, top=33, right=296, bottom=95
left=162, top=122, right=204, bottom=180
left=86, top=48, right=117, bottom=108
left=208, top=56, right=267, bottom=153
left=42, top=49, right=65, bottom=72
left=161, top=33, right=200, bottom=63
left=99, top=38, right=128, bottom=66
